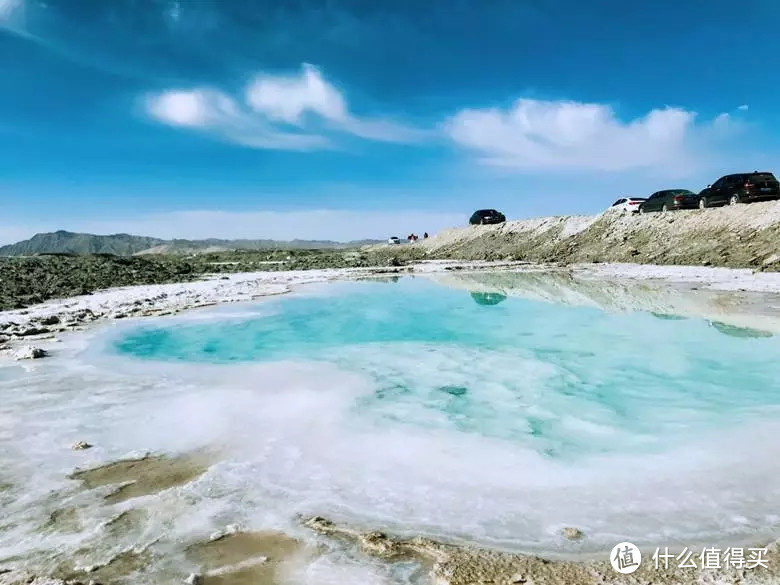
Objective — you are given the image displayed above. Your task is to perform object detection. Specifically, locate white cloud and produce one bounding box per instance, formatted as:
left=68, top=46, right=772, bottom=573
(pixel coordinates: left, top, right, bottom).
left=145, top=68, right=737, bottom=173
left=145, top=64, right=426, bottom=150
left=0, top=0, right=21, bottom=20
left=713, top=112, right=731, bottom=127
left=0, top=0, right=25, bottom=32
left=444, top=98, right=729, bottom=174
left=246, top=63, right=348, bottom=124
left=738, top=104, right=749, bottom=111
left=145, top=87, right=329, bottom=150
left=0, top=209, right=464, bottom=245
left=337, top=116, right=429, bottom=143
left=146, top=89, right=229, bottom=127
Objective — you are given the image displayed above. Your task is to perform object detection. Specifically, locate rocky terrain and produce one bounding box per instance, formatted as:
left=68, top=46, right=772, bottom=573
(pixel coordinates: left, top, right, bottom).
left=0, top=255, right=199, bottom=311
left=374, top=199, right=780, bottom=270
left=0, top=249, right=383, bottom=311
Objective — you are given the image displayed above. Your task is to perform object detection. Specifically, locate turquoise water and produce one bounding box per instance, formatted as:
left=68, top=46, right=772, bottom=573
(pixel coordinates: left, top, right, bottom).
left=113, top=277, right=780, bottom=460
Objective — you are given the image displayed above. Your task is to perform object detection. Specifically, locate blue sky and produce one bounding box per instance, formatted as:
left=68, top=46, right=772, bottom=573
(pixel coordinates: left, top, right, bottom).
left=1, top=0, right=779, bottom=243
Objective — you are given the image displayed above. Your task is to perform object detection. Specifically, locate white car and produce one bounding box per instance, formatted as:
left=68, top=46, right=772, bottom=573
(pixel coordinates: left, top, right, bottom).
left=609, top=197, right=646, bottom=213
left=388, top=236, right=401, bottom=244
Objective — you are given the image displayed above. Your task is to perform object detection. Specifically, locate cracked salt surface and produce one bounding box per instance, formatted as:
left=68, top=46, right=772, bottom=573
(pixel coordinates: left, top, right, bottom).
left=3, top=273, right=780, bottom=583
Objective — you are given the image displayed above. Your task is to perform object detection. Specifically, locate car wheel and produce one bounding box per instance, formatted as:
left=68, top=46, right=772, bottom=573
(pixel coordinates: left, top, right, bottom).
left=662, top=204, right=669, bottom=212
left=639, top=206, right=645, bottom=214
left=729, top=194, right=740, bottom=206
left=699, top=197, right=707, bottom=209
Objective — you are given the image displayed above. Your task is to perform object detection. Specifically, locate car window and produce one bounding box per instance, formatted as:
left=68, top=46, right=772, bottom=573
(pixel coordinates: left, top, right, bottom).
left=750, top=172, right=777, bottom=182
left=611, top=199, right=624, bottom=206
left=712, top=178, right=725, bottom=188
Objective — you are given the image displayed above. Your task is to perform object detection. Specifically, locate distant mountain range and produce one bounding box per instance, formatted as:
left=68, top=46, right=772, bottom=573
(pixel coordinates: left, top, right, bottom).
left=0, top=231, right=382, bottom=256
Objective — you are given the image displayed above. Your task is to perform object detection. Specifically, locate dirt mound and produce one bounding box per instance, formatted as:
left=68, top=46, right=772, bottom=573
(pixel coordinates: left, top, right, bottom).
left=405, top=200, right=780, bottom=270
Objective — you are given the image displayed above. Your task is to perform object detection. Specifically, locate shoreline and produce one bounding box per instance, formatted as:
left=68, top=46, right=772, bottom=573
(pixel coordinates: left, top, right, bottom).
left=4, top=260, right=780, bottom=359
left=0, top=260, right=780, bottom=362
left=3, top=261, right=780, bottom=584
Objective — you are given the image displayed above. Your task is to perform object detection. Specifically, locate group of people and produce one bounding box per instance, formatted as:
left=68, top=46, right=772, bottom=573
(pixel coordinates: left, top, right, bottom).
left=407, top=232, right=429, bottom=242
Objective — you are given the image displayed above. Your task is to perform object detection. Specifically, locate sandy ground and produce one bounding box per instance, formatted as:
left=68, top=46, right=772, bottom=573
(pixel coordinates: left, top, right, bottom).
left=69, top=453, right=213, bottom=505
left=0, top=454, right=313, bottom=585
left=3, top=261, right=780, bottom=584
left=304, top=516, right=780, bottom=585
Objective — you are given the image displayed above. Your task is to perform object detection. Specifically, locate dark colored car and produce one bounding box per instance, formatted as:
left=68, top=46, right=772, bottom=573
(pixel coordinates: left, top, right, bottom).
left=696, top=172, right=780, bottom=208
left=469, top=209, right=506, bottom=225
left=638, top=189, right=698, bottom=213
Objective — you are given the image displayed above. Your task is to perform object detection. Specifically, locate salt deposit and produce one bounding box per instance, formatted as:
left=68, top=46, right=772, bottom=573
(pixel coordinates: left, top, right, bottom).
left=3, top=263, right=780, bottom=584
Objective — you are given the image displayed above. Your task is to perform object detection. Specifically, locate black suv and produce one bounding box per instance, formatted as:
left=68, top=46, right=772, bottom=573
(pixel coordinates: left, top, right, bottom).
left=638, top=189, right=698, bottom=213
left=696, top=172, right=780, bottom=208
left=469, top=209, right=506, bottom=225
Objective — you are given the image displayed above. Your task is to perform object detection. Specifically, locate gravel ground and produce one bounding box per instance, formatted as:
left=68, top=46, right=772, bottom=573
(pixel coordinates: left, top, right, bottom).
left=0, top=249, right=385, bottom=311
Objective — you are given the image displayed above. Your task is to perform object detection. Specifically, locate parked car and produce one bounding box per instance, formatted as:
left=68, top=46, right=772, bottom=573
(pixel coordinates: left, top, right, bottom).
left=609, top=197, right=646, bottom=213
left=469, top=209, right=506, bottom=225
left=638, top=189, right=698, bottom=213
left=696, top=172, right=780, bottom=208
left=388, top=236, right=401, bottom=244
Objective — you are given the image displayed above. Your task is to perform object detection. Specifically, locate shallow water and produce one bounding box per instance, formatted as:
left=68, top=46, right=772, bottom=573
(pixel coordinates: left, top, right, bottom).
left=3, top=274, right=780, bottom=582
left=115, top=277, right=780, bottom=460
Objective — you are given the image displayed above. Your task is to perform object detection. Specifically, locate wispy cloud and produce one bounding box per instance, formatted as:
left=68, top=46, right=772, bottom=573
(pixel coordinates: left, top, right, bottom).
left=444, top=98, right=735, bottom=175
left=0, top=208, right=464, bottom=245
left=0, top=0, right=26, bottom=35
left=144, top=87, right=329, bottom=150
left=245, top=64, right=348, bottom=125
left=145, top=64, right=427, bottom=150
left=738, top=104, right=749, bottom=111
left=0, top=0, right=21, bottom=21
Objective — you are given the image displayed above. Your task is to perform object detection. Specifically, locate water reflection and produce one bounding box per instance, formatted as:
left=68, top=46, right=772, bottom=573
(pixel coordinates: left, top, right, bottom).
left=708, top=321, right=774, bottom=339
left=651, top=313, right=773, bottom=337
left=470, top=291, right=507, bottom=306
left=357, top=275, right=400, bottom=283
left=431, top=270, right=780, bottom=336
left=650, top=312, right=688, bottom=320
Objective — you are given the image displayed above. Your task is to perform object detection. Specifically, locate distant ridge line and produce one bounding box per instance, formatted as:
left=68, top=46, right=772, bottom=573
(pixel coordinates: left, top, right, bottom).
left=0, top=230, right=382, bottom=256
